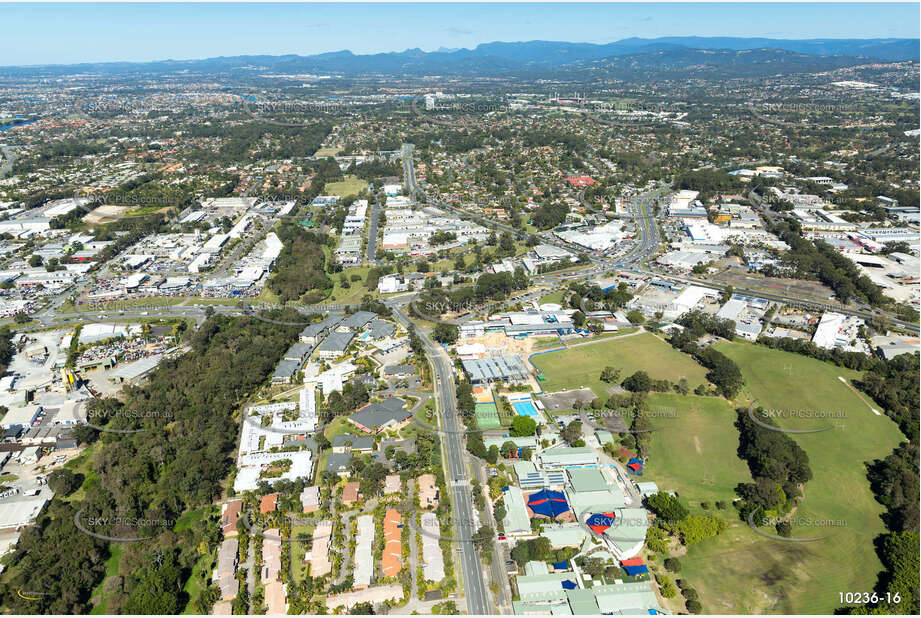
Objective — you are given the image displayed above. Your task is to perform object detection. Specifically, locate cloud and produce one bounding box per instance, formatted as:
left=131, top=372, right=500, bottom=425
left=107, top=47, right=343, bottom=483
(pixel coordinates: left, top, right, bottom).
left=444, top=26, right=475, bottom=36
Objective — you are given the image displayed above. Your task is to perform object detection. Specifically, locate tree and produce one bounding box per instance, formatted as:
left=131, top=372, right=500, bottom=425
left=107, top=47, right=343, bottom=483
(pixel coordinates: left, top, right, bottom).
left=499, top=231, right=515, bottom=254
left=646, top=492, right=689, bottom=523
left=432, top=323, right=459, bottom=344
left=473, top=525, right=494, bottom=561
left=600, top=366, right=621, bottom=384
left=622, top=371, right=652, bottom=393
left=493, top=499, right=507, bottom=525
left=28, top=254, right=43, bottom=267
left=675, top=515, right=728, bottom=546
left=500, top=441, right=518, bottom=459
left=572, top=311, right=585, bottom=328
left=626, top=310, right=646, bottom=324
left=123, top=552, right=184, bottom=614
left=510, top=415, right=537, bottom=437
left=47, top=469, right=82, bottom=496
left=561, top=420, right=582, bottom=445
left=13, top=312, right=30, bottom=324
left=349, top=601, right=375, bottom=614
left=664, top=557, right=682, bottom=572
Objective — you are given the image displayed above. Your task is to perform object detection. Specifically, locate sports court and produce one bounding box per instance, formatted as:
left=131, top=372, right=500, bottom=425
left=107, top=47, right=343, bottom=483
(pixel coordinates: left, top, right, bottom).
left=475, top=402, right=501, bottom=428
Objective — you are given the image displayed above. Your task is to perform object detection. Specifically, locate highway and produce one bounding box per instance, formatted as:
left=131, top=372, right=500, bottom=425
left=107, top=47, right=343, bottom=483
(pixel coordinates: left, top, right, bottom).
left=392, top=305, right=491, bottom=615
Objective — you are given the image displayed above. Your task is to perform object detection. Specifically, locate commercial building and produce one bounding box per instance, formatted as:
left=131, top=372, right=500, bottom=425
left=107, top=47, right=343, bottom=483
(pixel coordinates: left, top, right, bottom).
left=349, top=398, right=411, bottom=433
left=462, top=356, right=531, bottom=384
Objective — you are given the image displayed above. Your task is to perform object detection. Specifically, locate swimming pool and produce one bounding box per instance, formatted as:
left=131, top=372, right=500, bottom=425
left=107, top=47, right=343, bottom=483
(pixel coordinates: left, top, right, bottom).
left=512, top=400, right=539, bottom=417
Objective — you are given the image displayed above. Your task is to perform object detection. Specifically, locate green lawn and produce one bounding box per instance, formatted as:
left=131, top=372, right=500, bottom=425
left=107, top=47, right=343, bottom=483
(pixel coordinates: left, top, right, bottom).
left=674, top=342, right=904, bottom=614
left=323, top=416, right=356, bottom=441
left=290, top=523, right=316, bottom=583
left=538, top=291, right=565, bottom=305
left=174, top=505, right=217, bottom=533
left=530, top=332, right=709, bottom=399
left=325, top=176, right=368, bottom=197
left=644, top=392, right=751, bottom=505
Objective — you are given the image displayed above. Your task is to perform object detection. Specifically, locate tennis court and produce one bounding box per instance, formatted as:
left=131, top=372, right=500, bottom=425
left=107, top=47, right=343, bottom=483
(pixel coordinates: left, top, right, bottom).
left=475, top=402, right=501, bottom=428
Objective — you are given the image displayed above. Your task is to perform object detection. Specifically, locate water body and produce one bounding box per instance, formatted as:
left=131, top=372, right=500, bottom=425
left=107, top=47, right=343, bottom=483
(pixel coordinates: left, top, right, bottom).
left=0, top=118, right=38, bottom=131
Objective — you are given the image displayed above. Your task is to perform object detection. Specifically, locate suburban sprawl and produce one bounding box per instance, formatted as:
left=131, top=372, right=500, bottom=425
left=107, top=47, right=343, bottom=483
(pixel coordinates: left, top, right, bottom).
left=0, top=26, right=917, bottom=618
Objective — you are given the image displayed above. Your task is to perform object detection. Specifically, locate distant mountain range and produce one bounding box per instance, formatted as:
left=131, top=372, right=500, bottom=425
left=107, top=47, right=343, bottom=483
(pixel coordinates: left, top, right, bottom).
left=2, top=37, right=917, bottom=79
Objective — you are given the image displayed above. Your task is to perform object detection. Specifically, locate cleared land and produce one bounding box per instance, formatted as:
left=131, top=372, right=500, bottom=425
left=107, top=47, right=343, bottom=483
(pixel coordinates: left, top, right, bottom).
left=324, top=175, right=368, bottom=197
left=674, top=342, right=904, bottom=614
left=530, top=332, right=708, bottom=398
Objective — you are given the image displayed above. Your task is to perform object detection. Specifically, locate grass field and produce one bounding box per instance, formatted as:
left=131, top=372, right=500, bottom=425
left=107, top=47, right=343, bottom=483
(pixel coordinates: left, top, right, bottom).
left=327, top=264, right=375, bottom=304
left=538, top=290, right=566, bottom=305
left=530, top=332, right=709, bottom=399
left=314, top=147, right=342, bottom=157
left=645, top=392, right=751, bottom=505
left=325, top=175, right=368, bottom=197
left=673, top=342, right=904, bottom=614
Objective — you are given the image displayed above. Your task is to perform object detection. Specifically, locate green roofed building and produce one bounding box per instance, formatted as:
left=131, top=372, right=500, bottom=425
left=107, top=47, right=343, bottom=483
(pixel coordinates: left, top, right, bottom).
left=566, top=589, right=601, bottom=615
left=512, top=600, right=572, bottom=615
left=515, top=573, right=574, bottom=604
left=566, top=467, right=628, bottom=520
left=568, top=468, right=609, bottom=493
left=524, top=560, right=550, bottom=576
left=595, top=429, right=614, bottom=447
left=601, top=507, right=649, bottom=559
left=540, top=523, right=587, bottom=549
left=485, top=435, right=538, bottom=451
left=593, top=581, right=664, bottom=614
left=537, top=446, right=598, bottom=469
left=502, top=485, right=532, bottom=536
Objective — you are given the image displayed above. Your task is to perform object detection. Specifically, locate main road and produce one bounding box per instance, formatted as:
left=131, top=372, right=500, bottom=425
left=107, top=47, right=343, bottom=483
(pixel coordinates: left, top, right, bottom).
left=392, top=305, right=491, bottom=615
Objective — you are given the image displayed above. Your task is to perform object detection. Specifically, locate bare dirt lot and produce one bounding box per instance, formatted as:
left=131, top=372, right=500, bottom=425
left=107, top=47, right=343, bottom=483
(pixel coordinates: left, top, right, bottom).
left=538, top=388, right=596, bottom=412
left=712, top=267, right=838, bottom=305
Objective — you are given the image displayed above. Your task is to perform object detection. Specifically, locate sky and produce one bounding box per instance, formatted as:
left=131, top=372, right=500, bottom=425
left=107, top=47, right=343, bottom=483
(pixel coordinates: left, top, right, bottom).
left=2, top=2, right=918, bottom=66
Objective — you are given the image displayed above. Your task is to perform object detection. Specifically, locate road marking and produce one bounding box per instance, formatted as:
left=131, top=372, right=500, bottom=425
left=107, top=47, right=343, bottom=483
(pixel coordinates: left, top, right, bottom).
left=838, top=376, right=881, bottom=415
